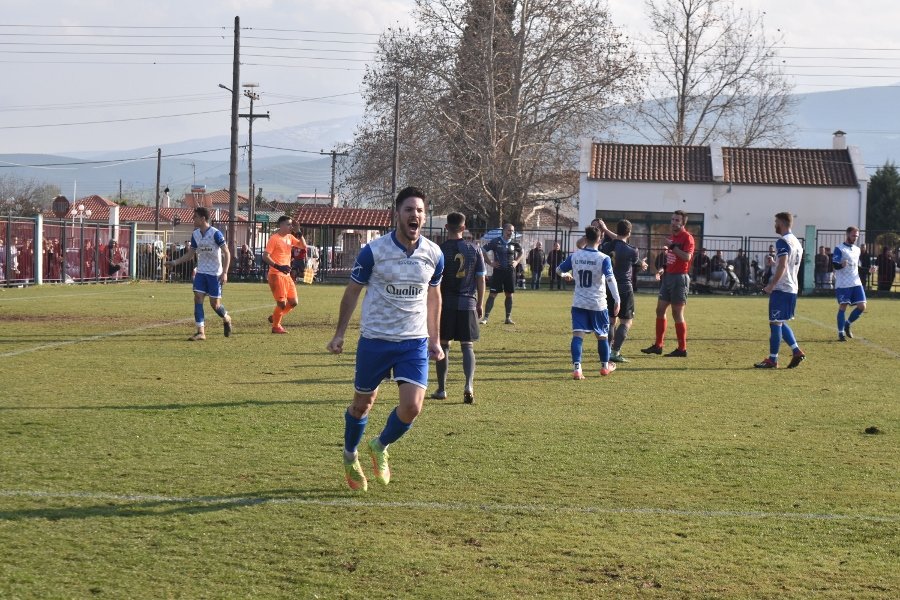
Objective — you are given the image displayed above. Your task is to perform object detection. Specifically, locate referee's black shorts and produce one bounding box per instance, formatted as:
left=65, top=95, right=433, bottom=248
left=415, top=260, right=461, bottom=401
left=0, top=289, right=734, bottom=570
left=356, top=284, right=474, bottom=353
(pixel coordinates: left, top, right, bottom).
left=489, top=268, right=516, bottom=294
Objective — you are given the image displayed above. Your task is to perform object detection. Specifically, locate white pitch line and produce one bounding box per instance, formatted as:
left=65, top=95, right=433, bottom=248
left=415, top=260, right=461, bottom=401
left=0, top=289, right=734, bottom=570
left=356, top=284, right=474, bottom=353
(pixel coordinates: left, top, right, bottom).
left=0, top=304, right=272, bottom=358
left=0, top=489, right=897, bottom=523
left=797, top=315, right=900, bottom=359
left=0, top=290, right=120, bottom=302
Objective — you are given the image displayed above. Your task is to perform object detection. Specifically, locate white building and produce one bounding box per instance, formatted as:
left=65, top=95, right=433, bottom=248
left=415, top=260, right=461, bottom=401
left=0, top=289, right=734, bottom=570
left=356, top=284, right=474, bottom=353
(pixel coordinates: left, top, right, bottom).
left=579, top=133, right=868, bottom=248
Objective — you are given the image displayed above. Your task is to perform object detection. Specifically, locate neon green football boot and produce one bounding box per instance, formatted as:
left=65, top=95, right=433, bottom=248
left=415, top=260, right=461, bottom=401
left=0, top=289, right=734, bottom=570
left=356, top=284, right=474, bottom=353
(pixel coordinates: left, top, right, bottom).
left=367, top=438, right=391, bottom=485
left=344, top=456, right=368, bottom=492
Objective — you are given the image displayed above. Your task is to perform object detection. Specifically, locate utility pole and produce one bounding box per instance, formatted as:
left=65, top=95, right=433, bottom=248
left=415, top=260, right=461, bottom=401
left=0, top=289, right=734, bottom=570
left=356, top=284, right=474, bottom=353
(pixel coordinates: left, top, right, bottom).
left=155, top=148, right=161, bottom=231
left=391, top=79, right=400, bottom=227
left=227, top=15, right=240, bottom=260
left=320, top=149, right=349, bottom=207
left=240, top=83, right=269, bottom=250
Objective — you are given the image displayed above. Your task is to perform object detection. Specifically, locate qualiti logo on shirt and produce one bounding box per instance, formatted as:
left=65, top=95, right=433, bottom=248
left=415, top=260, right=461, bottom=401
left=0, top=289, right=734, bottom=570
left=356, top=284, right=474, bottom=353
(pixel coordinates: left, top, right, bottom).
left=385, top=284, right=423, bottom=297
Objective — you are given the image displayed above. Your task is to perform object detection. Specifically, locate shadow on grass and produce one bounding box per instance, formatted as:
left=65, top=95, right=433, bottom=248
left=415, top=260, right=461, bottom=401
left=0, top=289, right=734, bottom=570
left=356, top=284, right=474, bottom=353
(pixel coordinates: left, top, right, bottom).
left=0, top=488, right=345, bottom=521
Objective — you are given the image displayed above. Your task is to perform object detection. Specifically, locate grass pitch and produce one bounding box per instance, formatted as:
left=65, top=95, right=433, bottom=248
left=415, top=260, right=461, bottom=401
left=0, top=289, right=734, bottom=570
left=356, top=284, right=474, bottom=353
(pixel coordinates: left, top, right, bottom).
left=0, top=282, right=898, bottom=599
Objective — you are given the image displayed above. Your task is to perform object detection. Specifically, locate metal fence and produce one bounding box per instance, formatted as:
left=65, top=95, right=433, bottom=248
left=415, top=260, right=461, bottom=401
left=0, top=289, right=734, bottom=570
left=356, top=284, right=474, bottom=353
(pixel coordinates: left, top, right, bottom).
left=2, top=216, right=128, bottom=287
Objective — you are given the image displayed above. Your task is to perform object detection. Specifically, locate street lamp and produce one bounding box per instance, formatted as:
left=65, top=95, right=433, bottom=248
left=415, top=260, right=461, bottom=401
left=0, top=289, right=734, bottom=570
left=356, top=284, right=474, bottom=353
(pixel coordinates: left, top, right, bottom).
left=70, top=203, right=92, bottom=281
left=552, top=198, right=561, bottom=252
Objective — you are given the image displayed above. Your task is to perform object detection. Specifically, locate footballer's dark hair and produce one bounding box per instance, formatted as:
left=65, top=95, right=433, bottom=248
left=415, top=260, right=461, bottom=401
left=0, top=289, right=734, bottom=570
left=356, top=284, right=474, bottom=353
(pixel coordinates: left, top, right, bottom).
left=673, top=210, right=688, bottom=224
left=584, top=226, right=600, bottom=243
left=395, top=186, right=426, bottom=209
left=846, top=225, right=859, bottom=234
left=775, top=211, right=793, bottom=227
left=277, top=215, right=292, bottom=225
left=194, top=207, right=210, bottom=221
left=446, top=212, right=466, bottom=232
left=616, top=219, right=632, bottom=236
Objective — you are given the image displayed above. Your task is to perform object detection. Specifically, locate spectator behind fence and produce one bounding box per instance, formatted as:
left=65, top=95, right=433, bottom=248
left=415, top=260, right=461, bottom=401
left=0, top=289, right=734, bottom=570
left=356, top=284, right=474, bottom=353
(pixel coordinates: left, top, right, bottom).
left=526, top=241, right=545, bottom=290
left=692, top=247, right=710, bottom=280
left=814, top=246, right=830, bottom=288
left=0, top=237, right=5, bottom=280
left=859, top=245, right=872, bottom=288
left=734, top=248, right=750, bottom=287
left=239, top=244, right=254, bottom=279
left=825, top=247, right=835, bottom=288
left=876, top=246, right=896, bottom=291
left=710, top=250, right=728, bottom=287
left=546, top=241, right=565, bottom=290
left=107, top=239, right=123, bottom=279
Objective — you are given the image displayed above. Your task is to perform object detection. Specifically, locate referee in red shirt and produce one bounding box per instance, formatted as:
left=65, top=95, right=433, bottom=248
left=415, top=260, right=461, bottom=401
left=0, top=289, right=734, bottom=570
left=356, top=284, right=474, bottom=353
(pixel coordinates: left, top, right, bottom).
left=642, top=210, right=695, bottom=357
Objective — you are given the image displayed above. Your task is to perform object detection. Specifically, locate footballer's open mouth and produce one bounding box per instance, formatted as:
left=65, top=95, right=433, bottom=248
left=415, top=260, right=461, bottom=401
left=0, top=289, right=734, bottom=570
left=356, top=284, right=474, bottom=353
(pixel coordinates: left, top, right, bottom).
left=407, top=220, right=420, bottom=232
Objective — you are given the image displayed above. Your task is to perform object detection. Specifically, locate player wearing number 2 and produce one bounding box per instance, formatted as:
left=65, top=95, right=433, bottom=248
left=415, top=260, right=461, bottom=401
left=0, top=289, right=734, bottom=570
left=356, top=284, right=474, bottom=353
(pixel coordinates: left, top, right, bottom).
left=430, top=212, right=486, bottom=404
left=263, top=215, right=307, bottom=334
left=556, top=226, right=620, bottom=378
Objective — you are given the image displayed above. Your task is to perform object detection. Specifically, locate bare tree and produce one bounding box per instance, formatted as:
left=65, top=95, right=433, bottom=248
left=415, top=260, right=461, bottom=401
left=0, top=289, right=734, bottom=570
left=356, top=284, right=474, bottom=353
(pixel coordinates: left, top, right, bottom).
left=342, top=0, right=640, bottom=226
left=0, top=176, right=59, bottom=216
left=634, top=0, right=794, bottom=147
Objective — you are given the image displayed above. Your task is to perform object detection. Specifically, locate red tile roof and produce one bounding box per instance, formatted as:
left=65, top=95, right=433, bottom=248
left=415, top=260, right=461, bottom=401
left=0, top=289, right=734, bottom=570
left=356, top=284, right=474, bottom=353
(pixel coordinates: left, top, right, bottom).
left=292, top=205, right=392, bottom=229
left=181, top=189, right=250, bottom=208
left=589, top=144, right=712, bottom=183
left=588, top=143, right=859, bottom=187
left=722, top=147, right=858, bottom=187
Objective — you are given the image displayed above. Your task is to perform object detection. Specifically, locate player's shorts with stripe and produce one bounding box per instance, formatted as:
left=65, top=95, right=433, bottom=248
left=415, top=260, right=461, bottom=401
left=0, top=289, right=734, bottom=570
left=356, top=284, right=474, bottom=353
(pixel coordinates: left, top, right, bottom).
left=607, top=287, right=635, bottom=320
left=659, top=273, right=690, bottom=304
left=440, top=308, right=480, bottom=342
left=268, top=269, right=298, bottom=302
left=571, top=307, right=610, bottom=337
left=836, top=285, right=866, bottom=305
left=193, top=272, right=222, bottom=298
left=489, top=268, right=516, bottom=294
left=354, top=336, right=429, bottom=393
left=768, top=290, right=797, bottom=322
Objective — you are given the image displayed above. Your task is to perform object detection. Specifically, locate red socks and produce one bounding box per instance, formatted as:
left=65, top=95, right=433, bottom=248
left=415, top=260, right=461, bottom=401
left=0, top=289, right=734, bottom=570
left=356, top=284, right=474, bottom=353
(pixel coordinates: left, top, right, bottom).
left=655, top=317, right=667, bottom=347
left=675, top=321, right=687, bottom=351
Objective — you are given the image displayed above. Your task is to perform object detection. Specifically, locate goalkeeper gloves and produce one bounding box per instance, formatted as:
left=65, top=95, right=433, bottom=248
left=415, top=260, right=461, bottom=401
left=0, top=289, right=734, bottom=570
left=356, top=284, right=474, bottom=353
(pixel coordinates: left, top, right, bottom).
left=276, top=264, right=291, bottom=274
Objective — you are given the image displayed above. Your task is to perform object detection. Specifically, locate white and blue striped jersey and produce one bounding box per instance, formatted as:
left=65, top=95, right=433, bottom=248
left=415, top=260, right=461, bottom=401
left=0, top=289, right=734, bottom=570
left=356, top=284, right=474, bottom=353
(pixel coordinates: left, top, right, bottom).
left=190, top=226, right=227, bottom=276
left=557, top=247, right=619, bottom=311
left=351, top=231, right=444, bottom=341
left=773, top=231, right=803, bottom=294
left=832, top=243, right=862, bottom=288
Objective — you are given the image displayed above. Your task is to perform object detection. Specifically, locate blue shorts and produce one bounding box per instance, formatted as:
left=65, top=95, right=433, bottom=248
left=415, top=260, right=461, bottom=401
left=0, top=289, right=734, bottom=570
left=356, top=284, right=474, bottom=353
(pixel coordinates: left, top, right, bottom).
left=193, top=272, right=222, bottom=298
left=768, top=290, right=797, bottom=322
left=836, top=285, right=866, bottom=305
left=571, top=307, right=610, bottom=337
left=354, top=337, right=429, bottom=393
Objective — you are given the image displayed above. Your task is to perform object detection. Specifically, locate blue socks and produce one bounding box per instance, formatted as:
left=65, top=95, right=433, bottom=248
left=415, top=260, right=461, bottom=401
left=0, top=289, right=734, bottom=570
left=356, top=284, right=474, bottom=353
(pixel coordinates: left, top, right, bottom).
left=214, top=304, right=228, bottom=319
left=769, top=323, right=782, bottom=358
left=378, top=408, right=412, bottom=447
left=194, top=303, right=204, bottom=326
left=849, top=307, right=863, bottom=323
left=782, top=323, right=798, bottom=350
left=571, top=336, right=583, bottom=365
left=599, top=338, right=610, bottom=364
left=344, top=410, right=367, bottom=457
left=837, top=310, right=846, bottom=333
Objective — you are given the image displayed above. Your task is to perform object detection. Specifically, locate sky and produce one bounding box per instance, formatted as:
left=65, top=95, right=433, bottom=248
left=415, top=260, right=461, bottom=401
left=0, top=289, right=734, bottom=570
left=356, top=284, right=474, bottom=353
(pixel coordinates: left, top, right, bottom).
left=0, top=0, right=898, bottom=156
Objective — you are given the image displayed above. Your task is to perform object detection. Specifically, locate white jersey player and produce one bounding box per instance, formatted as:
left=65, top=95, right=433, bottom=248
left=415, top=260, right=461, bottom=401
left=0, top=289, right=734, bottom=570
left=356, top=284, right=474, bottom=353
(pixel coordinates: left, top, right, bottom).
left=832, top=226, right=868, bottom=341
left=556, top=226, right=620, bottom=379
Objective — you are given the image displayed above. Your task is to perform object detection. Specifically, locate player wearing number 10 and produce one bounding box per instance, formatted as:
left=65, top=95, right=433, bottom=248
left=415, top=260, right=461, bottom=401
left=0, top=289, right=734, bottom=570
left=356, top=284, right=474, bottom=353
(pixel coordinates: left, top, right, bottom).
left=556, top=226, right=620, bottom=378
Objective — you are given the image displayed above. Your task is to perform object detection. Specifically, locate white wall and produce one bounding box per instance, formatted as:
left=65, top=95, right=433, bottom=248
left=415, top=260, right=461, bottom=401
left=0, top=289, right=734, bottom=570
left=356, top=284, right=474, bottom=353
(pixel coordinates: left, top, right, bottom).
left=579, top=177, right=865, bottom=238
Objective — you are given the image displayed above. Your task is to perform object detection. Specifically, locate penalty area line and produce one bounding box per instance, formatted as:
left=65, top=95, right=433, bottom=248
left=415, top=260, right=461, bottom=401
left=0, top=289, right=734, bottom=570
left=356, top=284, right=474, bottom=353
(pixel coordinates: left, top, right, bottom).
left=0, top=304, right=272, bottom=358
left=1, top=489, right=897, bottom=523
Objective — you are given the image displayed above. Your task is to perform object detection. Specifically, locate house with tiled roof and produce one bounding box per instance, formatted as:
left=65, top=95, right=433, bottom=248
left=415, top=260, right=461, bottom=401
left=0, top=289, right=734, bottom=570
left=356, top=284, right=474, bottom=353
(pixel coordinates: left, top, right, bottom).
left=579, top=132, right=869, bottom=243
left=181, top=188, right=250, bottom=209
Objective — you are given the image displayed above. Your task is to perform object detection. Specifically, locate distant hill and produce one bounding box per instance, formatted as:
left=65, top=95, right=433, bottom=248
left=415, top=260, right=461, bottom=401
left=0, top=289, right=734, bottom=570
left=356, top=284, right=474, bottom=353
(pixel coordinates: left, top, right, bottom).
left=3, top=86, right=900, bottom=204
